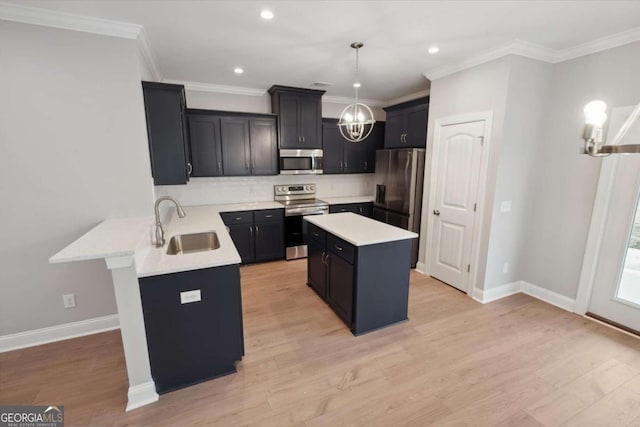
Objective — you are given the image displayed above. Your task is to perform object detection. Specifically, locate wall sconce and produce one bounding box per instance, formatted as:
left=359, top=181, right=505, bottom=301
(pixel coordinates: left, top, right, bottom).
left=583, top=100, right=640, bottom=156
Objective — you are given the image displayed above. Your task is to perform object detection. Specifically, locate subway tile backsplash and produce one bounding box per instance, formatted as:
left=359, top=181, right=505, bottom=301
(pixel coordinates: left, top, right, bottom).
left=154, top=174, right=375, bottom=206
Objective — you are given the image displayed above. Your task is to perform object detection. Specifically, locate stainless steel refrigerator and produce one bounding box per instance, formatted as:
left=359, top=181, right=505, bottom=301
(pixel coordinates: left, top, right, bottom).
left=373, top=149, right=426, bottom=267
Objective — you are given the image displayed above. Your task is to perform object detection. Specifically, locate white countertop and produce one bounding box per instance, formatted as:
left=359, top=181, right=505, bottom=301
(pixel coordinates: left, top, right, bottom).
left=321, top=195, right=374, bottom=205
left=50, top=201, right=285, bottom=278
left=305, top=213, right=418, bottom=246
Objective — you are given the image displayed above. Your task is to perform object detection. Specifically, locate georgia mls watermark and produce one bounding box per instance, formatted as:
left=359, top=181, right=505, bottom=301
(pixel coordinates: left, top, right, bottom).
left=0, top=406, right=64, bottom=427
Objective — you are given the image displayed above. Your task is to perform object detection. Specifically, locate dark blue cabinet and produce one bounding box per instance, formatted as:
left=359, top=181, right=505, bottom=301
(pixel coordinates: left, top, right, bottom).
left=329, top=202, right=373, bottom=217
left=139, top=265, right=244, bottom=393
left=322, top=119, right=384, bottom=174
left=383, top=97, right=429, bottom=149
left=222, top=209, right=285, bottom=264
left=142, top=82, right=190, bottom=185
left=269, top=86, right=325, bottom=149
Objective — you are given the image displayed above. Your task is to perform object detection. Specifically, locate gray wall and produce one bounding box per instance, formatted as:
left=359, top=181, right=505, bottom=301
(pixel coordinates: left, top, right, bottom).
left=0, top=22, right=154, bottom=335
left=484, top=57, right=554, bottom=289
left=419, top=56, right=512, bottom=289
left=522, top=41, right=640, bottom=298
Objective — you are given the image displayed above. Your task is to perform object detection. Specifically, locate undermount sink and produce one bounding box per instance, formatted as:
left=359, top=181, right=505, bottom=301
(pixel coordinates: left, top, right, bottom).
left=166, top=231, right=221, bottom=255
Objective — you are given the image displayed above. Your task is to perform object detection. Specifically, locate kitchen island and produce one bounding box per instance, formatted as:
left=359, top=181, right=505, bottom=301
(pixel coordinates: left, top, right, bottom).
left=304, top=212, right=418, bottom=335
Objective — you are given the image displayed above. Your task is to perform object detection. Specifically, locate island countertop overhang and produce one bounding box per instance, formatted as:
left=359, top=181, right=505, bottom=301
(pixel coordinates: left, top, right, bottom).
left=304, top=212, right=418, bottom=247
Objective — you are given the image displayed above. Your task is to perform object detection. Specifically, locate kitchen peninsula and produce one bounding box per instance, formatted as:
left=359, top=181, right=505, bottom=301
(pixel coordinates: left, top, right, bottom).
left=304, top=213, right=418, bottom=335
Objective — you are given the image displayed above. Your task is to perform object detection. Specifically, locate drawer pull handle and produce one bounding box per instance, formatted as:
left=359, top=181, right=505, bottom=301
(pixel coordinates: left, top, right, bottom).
left=312, top=232, right=319, bottom=237
left=265, top=214, right=273, bottom=218
left=335, top=245, right=343, bottom=251
left=235, top=217, right=242, bottom=220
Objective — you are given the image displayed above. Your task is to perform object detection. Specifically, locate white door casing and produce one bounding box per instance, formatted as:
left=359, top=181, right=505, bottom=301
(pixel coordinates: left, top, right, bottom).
left=429, top=120, right=485, bottom=292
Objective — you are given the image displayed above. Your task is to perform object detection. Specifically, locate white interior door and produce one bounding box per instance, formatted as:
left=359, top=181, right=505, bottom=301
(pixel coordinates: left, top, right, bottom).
left=588, top=107, right=640, bottom=332
left=429, top=120, right=485, bottom=292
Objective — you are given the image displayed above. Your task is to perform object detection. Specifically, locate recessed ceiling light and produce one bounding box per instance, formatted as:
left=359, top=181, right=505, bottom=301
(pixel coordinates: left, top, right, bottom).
left=234, top=67, right=244, bottom=74
left=260, top=9, right=274, bottom=20
left=428, top=46, right=440, bottom=54
left=353, top=82, right=361, bottom=88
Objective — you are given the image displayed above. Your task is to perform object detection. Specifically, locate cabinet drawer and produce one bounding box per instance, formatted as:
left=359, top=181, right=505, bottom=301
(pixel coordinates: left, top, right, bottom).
left=221, top=211, right=253, bottom=225
left=306, top=222, right=326, bottom=247
left=327, top=234, right=355, bottom=264
left=329, top=203, right=356, bottom=214
left=254, top=209, right=284, bottom=223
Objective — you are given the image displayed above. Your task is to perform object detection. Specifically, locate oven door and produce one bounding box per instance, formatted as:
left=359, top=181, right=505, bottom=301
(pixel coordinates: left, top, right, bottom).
left=283, top=208, right=328, bottom=260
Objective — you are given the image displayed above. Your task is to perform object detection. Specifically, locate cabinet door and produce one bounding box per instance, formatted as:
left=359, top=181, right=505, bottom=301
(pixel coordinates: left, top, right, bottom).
left=307, top=240, right=327, bottom=300
left=278, top=93, right=300, bottom=149
left=188, top=115, right=223, bottom=177
left=221, top=117, right=251, bottom=176
left=299, top=94, right=322, bottom=148
left=249, top=118, right=278, bottom=175
left=405, top=104, right=428, bottom=147
left=327, top=253, right=354, bottom=326
left=357, top=202, right=373, bottom=218
left=363, top=122, right=384, bottom=173
left=322, top=119, right=345, bottom=174
left=139, top=265, right=243, bottom=393
left=254, top=221, right=285, bottom=261
left=142, top=83, right=189, bottom=185
left=228, top=224, right=255, bottom=263
left=383, top=110, right=406, bottom=149
left=343, top=138, right=362, bottom=173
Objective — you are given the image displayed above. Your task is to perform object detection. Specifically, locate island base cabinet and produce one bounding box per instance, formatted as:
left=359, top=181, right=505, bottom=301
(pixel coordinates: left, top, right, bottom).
left=139, top=265, right=244, bottom=394
left=307, top=240, right=327, bottom=299
left=352, top=240, right=411, bottom=335
left=327, top=253, right=354, bottom=326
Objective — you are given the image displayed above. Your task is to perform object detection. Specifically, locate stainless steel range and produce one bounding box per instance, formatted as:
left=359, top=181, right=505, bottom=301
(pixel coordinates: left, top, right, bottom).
left=275, top=184, right=329, bottom=260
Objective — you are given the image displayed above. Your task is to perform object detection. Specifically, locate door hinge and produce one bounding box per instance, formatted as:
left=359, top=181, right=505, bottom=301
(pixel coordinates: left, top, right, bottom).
left=478, top=136, right=484, bottom=145
left=467, top=264, right=471, bottom=273
left=473, top=203, right=477, bottom=212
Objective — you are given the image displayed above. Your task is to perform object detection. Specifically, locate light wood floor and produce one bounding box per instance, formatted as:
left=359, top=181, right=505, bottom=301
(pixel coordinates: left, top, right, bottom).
left=2, top=260, right=640, bottom=426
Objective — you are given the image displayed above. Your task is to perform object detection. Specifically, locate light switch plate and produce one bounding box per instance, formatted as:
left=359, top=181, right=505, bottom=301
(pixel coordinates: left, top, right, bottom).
left=180, top=289, right=201, bottom=304
left=500, top=201, right=512, bottom=213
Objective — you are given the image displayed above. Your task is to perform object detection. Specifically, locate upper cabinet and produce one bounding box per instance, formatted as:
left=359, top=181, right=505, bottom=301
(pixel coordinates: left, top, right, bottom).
left=187, top=110, right=278, bottom=177
left=383, top=97, right=429, bottom=149
left=142, top=82, right=191, bottom=185
left=322, top=119, right=384, bottom=174
left=269, top=86, right=325, bottom=149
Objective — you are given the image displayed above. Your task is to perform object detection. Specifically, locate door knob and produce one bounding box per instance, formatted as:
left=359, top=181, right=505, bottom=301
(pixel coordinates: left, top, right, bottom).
left=433, top=210, right=440, bottom=216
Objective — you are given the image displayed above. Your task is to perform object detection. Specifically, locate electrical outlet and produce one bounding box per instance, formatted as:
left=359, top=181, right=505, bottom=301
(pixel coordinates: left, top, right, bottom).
left=63, top=293, right=76, bottom=309
left=503, top=262, right=509, bottom=274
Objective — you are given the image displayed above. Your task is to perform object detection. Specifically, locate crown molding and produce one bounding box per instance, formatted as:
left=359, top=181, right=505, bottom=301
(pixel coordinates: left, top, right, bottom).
left=136, top=28, right=162, bottom=81
left=0, top=1, right=141, bottom=39
left=385, top=89, right=431, bottom=107
left=556, top=26, right=640, bottom=62
left=163, top=79, right=267, bottom=97
left=323, top=95, right=386, bottom=107
left=424, top=27, right=640, bottom=81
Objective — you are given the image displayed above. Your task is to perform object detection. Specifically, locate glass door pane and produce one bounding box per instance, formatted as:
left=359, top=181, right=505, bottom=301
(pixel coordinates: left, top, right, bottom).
left=617, top=200, right=640, bottom=306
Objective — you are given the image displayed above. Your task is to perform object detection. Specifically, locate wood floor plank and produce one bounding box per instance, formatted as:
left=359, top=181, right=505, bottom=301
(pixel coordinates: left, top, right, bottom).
left=1, top=259, right=639, bottom=426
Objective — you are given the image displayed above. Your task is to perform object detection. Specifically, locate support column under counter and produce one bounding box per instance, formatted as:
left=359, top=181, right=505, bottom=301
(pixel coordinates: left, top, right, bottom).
left=106, top=255, right=159, bottom=411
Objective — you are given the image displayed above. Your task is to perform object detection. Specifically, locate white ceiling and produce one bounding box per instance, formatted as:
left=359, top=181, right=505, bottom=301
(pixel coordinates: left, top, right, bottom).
left=12, top=1, right=640, bottom=102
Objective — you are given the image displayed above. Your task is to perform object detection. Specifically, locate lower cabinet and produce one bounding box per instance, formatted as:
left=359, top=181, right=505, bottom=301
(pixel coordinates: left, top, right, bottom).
left=329, top=202, right=373, bottom=217
left=304, top=221, right=412, bottom=335
left=139, top=264, right=244, bottom=394
left=222, top=209, right=285, bottom=264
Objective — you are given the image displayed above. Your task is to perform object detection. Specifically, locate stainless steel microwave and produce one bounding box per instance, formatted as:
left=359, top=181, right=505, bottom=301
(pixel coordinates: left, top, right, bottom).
left=279, top=149, right=323, bottom=175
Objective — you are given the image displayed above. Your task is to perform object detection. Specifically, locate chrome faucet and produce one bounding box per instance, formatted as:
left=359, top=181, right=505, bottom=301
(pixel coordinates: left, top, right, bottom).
left=154, top=196, right=186, bottom=247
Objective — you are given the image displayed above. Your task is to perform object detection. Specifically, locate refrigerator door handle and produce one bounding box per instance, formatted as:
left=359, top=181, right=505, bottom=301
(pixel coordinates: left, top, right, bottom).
left=376, top=184, right=386, bottom=204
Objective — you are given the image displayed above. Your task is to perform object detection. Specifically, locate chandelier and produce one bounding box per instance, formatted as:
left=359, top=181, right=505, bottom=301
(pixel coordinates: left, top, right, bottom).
left=337, top=42, right=376, bottom=143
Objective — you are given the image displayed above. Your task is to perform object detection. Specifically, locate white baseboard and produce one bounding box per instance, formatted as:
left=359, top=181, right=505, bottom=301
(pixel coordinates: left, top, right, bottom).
left=126, top=381, right=159, bottom=411
left=473, top=281, right=576, bottom=312
left=473, top=281, right=523, bottom=303
left=0, top=314, right=120, bottom=353
left=415, top=262, right=427, bottom=275
left=521, top=281, right=576, bottom=312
